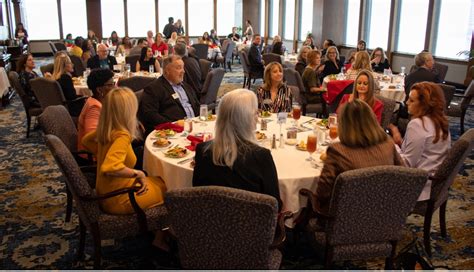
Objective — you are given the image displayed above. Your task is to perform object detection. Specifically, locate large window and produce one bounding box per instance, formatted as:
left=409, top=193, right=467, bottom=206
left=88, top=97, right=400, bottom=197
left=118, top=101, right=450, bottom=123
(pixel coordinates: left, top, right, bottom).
left=61, top=0, right=87, bottom=38
left=396, top=0, right=429, bottom=54
left=23, top=0, right=60, bottom=40
left=158, top=0, right=185, bottom=35
left=127, top=0, right=155, bottom=38
left=434, top=0, right=474, bottom=60
left=284, top=0, right=295, bottom=40
left=260, top=0, right=266, bottom=35
left=344, top=0, right=360, bottom=46
left=101, top=0, right=125, bottom=38
left=270, top=0, right=279, bottom=37
left=299, top=0, right=313, bottom=40
left=217, top=0, right=237, bottom=35
left=188, top=0, right=214, bottom=36
left=365, top=0, right=391, bottom=49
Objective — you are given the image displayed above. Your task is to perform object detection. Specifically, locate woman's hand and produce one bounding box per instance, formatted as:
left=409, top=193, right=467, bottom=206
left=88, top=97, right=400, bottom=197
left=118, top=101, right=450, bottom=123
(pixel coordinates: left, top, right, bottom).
left=388, top=124, right=402, bottom=146
left=136, top=178, right=148, bottom=195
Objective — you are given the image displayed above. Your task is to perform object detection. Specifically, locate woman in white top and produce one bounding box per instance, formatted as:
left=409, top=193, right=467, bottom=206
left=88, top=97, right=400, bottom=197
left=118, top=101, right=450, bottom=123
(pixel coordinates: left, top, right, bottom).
left=389, top=82, right=451, bottom=201
left=243, top=20, right=254, bottom=41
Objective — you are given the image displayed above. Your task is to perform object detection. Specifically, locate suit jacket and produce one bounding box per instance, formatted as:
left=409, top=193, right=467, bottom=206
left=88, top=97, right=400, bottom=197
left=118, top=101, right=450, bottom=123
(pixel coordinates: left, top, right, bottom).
left=248, top=43, right=264, bottom=75
left=138, top=76, right=200, bottom=135
left=182, top=55, right=203, bottom=98
left=87, top=55, right=117, bottom=70
left=404, top=67, right=440, bottom=98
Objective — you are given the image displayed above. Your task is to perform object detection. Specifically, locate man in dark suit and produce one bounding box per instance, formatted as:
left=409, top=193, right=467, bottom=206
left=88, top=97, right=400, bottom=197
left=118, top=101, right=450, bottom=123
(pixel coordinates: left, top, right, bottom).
left=173, top=42, right=203, bottom=99
left=405, top=51, right=440, bottom=99
left=87, top=43, right=117, bottom=70
left=138, top=55, right=200, bottom=135
left=247, top=34, right=264, bottom=78
left=163, top=17, right=178, bottom=39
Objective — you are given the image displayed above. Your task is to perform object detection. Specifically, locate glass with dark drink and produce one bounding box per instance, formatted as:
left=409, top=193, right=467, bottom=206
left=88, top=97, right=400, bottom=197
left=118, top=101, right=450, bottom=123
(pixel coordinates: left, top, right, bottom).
left=306, top=134, right=317, bottom=161
left=292, top=102, right=301, bottom=127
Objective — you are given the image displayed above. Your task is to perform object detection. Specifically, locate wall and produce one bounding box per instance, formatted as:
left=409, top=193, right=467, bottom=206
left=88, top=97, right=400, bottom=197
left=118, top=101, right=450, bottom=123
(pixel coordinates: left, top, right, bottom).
left=0, top=1, right=10, bottom=40
left=242, top=0, right=259, bottom=36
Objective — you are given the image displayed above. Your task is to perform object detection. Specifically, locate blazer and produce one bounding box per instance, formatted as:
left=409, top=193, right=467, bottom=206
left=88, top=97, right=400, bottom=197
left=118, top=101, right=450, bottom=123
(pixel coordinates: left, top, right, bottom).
left=404, top=67, right=440, bottom=98
left=248, top=43, right=264, bottom=74
left=138, top=76, right=200, bottom=135
left=87, top=55, right=117, bottom=70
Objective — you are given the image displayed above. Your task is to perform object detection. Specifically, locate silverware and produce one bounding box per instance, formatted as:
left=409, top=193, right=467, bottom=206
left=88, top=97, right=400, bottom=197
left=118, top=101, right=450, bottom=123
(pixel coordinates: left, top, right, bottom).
left=177, top=156, right=194, bottom=165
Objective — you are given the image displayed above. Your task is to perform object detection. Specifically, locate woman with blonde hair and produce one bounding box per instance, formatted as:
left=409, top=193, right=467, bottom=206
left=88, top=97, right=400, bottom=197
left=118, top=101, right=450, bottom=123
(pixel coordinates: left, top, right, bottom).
left=295, top=45, right=311, bottom=75
left=315, top=99, right=404, bottom=213
left=320, top=45, right=343, bottom=79
left=52, top=54, right=85, bottom=117
left=345, top=51, right=372, bottom=80
left=192, top=89, right=281, bottom=208
left=256, top=62, right=293, bottom=113
left=389, top=82, right=450, bottom=201
left=338, top=69, right=384, bottom=124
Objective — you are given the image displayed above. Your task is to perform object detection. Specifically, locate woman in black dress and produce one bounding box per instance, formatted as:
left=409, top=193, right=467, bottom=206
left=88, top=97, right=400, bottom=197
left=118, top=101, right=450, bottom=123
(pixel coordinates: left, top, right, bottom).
left=136, top=47, right=161, bottom=73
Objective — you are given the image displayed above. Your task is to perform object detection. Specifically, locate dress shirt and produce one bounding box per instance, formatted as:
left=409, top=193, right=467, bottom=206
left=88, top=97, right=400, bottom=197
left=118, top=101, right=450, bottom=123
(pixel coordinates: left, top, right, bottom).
left=168, top=80, right=195, bottom=118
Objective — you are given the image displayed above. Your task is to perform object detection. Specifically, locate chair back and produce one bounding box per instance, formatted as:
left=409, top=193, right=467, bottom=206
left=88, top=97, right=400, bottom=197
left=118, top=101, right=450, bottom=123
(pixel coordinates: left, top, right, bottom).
left=239, top=50, right=251, bottom=74
left=434, top=63, right=448, bottom=82
left=326, top=166, right=428, bottom=246
left=48, top=41, right=57, bottom=54
left=199, top=59, right=212, bottom=81
left=125, top=55, right=140, bottom=72
left=375, top=95, right=396, bottom=130
left=40, top=64, right=54, bottom=76
left=192, top=44, right=209, bottom=60
left=30, top=77, right=66, bottom=110
left=461, top=80, right=474, bottom=109
left=44, top=134, right=101, bottom=223
left=70, top=54, right=86, bottom=78
left=221, top=39, right=230, bottom=55
left=39, top=105, right=78, bottom=152
left=284, top=68, right=305, bottom=94
left=225, top=42, right=236, bottom=62
left=117, top=76, right=156, bottom=92
left=437, top=83, right=455, bottom=111
left=54, top=42, right=67, bottom=52
left=165, top=186, right=279, bottom=269
left=135, top=89, right=144, bottom=104
left=288, top=85, right=302, bottom=105
left=428, top=129, right=474, bottom=205
left=200, top=68, right=225, bottom=105
left=8, top=71, right=30, bottom=108
left=328, top=82, right=354, bottom=113
left=262, top=53, right=282, bottom=65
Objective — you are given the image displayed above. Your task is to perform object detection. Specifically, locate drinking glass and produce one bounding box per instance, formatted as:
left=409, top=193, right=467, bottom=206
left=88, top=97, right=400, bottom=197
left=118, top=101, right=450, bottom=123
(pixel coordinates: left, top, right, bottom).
left=184, top=117, right=193, bottom=134
left=292, top=102, right=301, bottom=127
left=149, top=65, right=154, bottom=74
left=328, top=113, right=337, bottom=127
left=199, top=104, right=208, bottom=126
left=125, top=64, right=131, bottom=73
left=306, top=133, right=317, bottom=162
left=329, top=124, right=338, bottom=142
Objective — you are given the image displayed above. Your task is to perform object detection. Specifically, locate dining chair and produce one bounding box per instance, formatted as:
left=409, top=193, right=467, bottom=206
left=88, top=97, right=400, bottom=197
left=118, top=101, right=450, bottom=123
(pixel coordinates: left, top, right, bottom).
left=48, top=41, right=57, bottom=54
left=223, top=41, right=236, bottom=72
left=375, top=95, right=397, bottom=130
left=300, top=166, right=428, bottom=268
left=239, top=50, right=263, bottom=89
left=165, top=186, right=292, bottom=269
left=411, top=128, right=474, bottom=256
left=191, top=44, right=209, bottom=60
left=327, top=82, right=354, bottom=114
left=125, top=55, right=140, bottom=72
left=40, top=63, right=54, bottom=76
left=44, top=134, right=168, bottom=269
left=447, top=80, right=474, bottom=134
left=200, top=68, right=225, bottom=110
left=262, top=53, right=282, bottom=66
left=117, top=76, right=156, bottom=92
left=199, top=59, right=212, bottom=83
left=69, top=54, right=86, bottom=78
left=7, top=71, right=42, bottom=138
left=437, top=83, right=455, bottom=111
left=434, top=63, right=449, bottom=83
left=54, top=42, right=67, bottom=52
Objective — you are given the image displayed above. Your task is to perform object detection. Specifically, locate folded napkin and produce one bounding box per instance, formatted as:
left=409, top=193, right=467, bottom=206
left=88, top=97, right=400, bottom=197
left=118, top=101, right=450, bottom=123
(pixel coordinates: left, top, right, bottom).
left=154, top=122, right=184, bottom=133
left=185, top=135, right=204, bottom=151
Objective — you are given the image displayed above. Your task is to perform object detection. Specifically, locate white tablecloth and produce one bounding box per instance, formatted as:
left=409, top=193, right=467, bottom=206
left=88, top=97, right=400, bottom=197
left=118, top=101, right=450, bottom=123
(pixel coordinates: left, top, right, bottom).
left=378, top=81, right=405, bottom=102
left=283, top=54, right=298, bottom=69
left=0, top=67, right=11, bottom=97
left=143, top=115, right=326, bottom=227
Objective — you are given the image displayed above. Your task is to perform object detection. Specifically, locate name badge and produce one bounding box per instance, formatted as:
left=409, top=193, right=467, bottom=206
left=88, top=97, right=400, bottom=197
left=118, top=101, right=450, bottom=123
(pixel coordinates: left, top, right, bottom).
left=172, top=93, right=179, bottom=100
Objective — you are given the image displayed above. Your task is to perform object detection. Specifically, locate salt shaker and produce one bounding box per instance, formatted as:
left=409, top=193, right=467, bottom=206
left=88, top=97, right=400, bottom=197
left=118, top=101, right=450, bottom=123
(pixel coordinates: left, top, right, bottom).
left=279, top=133, right=285, bottom=148
left=271, top=134, right=277, bottom=149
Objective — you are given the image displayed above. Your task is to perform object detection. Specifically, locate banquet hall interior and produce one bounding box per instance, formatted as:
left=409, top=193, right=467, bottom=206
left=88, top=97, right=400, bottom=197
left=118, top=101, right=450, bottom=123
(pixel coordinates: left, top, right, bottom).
left=0, top=0, right=473, bottom=269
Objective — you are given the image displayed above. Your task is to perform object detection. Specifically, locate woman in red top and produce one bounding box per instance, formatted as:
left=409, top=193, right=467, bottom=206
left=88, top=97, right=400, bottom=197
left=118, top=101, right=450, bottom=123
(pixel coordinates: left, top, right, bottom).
left=337, top=69, right=383, bottom=124
left=151, top=33, right=169, bottom=58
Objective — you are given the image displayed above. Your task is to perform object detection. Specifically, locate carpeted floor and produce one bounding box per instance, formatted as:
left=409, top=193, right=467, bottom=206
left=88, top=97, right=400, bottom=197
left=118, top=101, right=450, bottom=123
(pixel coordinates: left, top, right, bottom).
left=0, top=57, right=473, bottom=269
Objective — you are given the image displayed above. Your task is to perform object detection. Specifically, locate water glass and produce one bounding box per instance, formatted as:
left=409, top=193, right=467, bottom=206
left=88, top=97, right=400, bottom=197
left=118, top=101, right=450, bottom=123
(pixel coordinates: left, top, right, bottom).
left=149, top=65, right=154, bottom=74
left=125, top=64, right=131, bottom=73
left=199, top=104, right=208, bottom=121
left=184, top=117, right=193, bottom=134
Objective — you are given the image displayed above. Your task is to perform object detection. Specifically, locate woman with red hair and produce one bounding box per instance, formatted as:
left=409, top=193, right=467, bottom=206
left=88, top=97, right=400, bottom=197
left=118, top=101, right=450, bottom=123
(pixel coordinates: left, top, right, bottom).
left=389, top=82, right=451, bottom=201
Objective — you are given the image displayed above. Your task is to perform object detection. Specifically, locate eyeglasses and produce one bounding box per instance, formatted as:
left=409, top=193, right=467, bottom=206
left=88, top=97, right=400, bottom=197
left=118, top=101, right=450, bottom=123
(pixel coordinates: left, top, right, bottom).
left=328, top=52, right=336, bottom=55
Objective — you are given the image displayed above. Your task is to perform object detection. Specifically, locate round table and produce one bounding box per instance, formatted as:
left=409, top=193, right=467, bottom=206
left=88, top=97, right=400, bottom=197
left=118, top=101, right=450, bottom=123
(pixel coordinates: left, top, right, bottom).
left=143, top=114, right=327, bottom=227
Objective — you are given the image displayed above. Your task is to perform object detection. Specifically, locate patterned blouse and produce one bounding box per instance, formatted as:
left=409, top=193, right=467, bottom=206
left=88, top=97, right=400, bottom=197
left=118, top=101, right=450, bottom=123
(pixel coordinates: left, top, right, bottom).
left=257, top=83, right=293, bottom=113
left=18, top=70, right=39, bottom=103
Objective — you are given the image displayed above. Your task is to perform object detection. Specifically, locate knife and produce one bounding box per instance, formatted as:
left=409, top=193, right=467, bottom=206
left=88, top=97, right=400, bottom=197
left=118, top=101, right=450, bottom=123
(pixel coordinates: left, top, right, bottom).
left=178, top=156, right=194, bottom=165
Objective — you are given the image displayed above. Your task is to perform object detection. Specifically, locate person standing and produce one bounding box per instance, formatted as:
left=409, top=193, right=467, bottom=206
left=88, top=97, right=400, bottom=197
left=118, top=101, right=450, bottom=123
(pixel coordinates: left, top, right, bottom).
left=163, top=17, right=178, bottom=39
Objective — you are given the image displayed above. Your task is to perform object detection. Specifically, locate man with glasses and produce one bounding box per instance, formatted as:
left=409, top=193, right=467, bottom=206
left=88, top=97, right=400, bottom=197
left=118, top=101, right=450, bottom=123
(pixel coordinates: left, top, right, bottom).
left=87, top=43, right=117, bottom=70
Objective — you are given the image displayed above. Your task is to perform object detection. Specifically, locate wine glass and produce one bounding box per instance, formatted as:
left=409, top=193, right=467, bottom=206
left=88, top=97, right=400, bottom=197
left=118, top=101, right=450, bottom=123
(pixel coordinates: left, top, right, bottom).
left=329, top=123, right=338, bottom=142
left=292, top=102, right=301, bottom=128
left=306, top=133, right=317, bottom=163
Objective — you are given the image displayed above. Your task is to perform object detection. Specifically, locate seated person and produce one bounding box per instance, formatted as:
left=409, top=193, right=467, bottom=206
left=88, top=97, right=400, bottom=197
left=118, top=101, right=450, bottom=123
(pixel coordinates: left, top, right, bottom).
left=248, top=34, right=264, bottom=78
left=82, top=87, right=168, bottom=250
left=295, top=46, right=311, bottom=76
left=136, top=47, right=161, bottom=72
left=404, top=51, right=441, bottom=98
left=256, top=62, right=292, bottom=113
left=345, top=51, right=372, bottom=80
left=64, top=33, right=74, bottom=47
left=320, top=45, right=343, bottom=80
left=116, top=36, right=133, bottom=57
left=52, top=54, right=85, bottom=117
left=138, top=55, right=200, bottom=135
left=338, top=70, right=383, bottom=124
left=129, top=38, right=148, bottom=56
left=316, top=99, right=404, bottom=214
left=389, top=82, right=451, bottom=201
left=370, top=47, right=391, bottom=73
left=151, top=33, right=169, bottom=58
left=302, top=50, right=326, bottom=113
left=16, top=54, right=39, bottom=106
left=87, top=43, right=118, bottom=70
left=70, top=36, right=84, bottom=58
left=77, top=68, right=115, bottom=153
left=193, top=89, right=282, bottom=209
left=227, top=27, right=241, bottom=42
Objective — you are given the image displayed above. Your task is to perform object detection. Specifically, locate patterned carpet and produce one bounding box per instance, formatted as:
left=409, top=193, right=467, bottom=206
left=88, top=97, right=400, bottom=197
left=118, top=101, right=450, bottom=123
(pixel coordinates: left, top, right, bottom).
left=0, top=58, right=473, bottom=269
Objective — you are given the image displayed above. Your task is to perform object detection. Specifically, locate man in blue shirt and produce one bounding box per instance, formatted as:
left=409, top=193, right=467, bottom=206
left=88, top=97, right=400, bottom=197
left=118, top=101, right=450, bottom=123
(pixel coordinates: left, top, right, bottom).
left=87, top=43, right=117, bottom=70
left=138, top=55, right=200, bottom=135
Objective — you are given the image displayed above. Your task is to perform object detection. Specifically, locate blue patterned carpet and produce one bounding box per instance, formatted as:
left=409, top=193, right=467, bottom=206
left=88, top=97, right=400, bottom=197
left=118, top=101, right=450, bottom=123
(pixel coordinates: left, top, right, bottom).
left=0, top=59, right=473, bottom=269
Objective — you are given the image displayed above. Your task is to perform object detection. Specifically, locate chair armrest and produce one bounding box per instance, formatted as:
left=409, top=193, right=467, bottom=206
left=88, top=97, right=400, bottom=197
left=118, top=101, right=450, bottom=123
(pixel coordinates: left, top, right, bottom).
left=270, top=211, right=293, bottom=249
left=79, top=165, right=96, bottom=173
left=73, top=149, right=95, bottom=163
left=80, top=178, right=142, bottom=201
left=453, top=93, right=466, bottom=98
left=299, top=188, right=332, bottom=219
left=65, top=96, right=87, bottom=105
